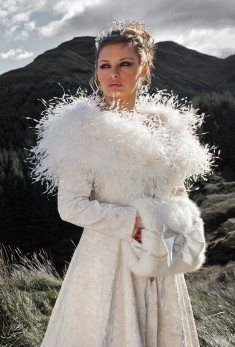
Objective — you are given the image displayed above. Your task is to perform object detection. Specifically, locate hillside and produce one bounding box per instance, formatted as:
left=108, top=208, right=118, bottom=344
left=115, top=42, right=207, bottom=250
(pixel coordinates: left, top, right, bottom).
left=0, top=36, right=234, bottom=273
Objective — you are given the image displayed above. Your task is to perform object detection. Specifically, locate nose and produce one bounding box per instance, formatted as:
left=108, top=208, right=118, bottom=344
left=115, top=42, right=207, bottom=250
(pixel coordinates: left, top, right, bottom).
left=110, top=67, right=120, bottom=78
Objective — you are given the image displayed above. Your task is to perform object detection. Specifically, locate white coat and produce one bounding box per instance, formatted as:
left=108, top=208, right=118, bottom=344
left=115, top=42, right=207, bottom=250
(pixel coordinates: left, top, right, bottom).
left=27, top=88, right=215, bottom=346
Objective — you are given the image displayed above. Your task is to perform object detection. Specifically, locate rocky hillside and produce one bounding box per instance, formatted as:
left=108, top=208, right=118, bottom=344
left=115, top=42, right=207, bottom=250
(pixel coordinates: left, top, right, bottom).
left=0, top=36, right=234, bottom=273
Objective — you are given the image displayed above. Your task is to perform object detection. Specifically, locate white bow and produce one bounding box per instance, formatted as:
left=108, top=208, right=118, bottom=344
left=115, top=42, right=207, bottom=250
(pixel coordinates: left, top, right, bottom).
left=122, top=195, right=205, bottom=277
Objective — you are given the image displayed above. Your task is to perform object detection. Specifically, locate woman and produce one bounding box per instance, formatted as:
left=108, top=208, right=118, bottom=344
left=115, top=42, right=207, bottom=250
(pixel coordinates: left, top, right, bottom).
left=27, top=20, right=215, bottom=346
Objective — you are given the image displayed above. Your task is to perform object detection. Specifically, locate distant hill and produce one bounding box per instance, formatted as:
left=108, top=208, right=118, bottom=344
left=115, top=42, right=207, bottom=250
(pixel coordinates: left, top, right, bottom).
left=155, top=41, right=235, bottom=95
left=0, top=36, right=234, bottom=149
left=0, top=36, right=234, bottom=272
left=1, top=37, right=234, bottom=103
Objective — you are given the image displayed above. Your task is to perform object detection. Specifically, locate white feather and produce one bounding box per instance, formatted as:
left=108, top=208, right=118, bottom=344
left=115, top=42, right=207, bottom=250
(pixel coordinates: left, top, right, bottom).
left=26, top=88, right=216, bottom=199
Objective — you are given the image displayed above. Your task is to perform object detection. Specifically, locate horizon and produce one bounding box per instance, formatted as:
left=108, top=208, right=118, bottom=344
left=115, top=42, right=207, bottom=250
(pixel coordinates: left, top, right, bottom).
left=0, top=36, right=232, bottom=78
left=0, top=0, right=234, bottom=75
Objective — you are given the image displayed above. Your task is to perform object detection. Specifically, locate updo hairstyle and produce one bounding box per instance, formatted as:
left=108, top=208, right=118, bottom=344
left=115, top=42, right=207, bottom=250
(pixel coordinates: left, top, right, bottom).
left=90, top=20, right=157, bottom=91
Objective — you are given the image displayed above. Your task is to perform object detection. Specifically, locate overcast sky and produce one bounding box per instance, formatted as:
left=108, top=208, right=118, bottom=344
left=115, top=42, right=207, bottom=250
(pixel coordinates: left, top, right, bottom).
left=0, top=0, right=234, bottom=75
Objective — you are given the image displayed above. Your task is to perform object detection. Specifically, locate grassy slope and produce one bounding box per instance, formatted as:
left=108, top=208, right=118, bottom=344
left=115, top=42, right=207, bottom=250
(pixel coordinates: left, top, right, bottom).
left=0, top=245, right=234, bottom=347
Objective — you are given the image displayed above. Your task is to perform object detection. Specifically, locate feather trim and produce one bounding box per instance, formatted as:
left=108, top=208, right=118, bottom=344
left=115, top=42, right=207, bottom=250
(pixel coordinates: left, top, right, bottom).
left=25, top=88, right=217, bottom=198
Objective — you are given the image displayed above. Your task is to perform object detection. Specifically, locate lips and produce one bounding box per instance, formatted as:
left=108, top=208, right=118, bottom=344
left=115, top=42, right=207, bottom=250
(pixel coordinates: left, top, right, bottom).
left=108, top=83, right=123, bottom=88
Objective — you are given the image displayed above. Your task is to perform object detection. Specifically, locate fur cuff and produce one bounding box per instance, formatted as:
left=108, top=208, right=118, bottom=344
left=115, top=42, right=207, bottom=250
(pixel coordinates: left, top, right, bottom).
left=129, top=195, right=201, bottom=234
left=141, top=228, right=167, bottom=254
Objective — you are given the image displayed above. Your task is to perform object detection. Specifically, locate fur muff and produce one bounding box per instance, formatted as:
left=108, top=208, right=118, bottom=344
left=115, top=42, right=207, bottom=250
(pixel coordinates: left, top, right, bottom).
left=129, top=195, right=201, bottom=234
left=123, top=196, right=206, bottom=277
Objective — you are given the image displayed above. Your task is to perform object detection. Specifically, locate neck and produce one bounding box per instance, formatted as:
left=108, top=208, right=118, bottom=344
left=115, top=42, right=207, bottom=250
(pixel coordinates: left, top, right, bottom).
left=103, top=93, right=137, bottom=111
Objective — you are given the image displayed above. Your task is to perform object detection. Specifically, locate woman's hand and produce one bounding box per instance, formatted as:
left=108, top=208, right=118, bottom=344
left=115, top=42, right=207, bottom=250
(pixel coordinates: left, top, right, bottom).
left=133, top=228, right=142, bottom=244
left=132, top=213, right=144, bottom=244
left=135, top=213, right=144, bottom=229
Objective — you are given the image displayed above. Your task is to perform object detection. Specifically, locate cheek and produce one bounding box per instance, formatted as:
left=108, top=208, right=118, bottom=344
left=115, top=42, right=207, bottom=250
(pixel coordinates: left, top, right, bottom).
left=97, top=69, right=109, bottom=81
left=123, top=69, right=141, bottom=83
left=97, top=68, right=141, bottom=87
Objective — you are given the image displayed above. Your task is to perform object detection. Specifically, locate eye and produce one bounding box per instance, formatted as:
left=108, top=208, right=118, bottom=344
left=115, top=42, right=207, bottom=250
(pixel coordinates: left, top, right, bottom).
left=99, top=61, right=133, bottom=69
left=99, top=64, right=110, bottom=69
left=120, top=61, right=133, bottom=67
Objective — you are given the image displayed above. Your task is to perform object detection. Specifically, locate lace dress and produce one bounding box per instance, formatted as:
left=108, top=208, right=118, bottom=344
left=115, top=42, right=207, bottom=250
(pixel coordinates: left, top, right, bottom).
left=39, top=171, right=201, bottom=347
left=27, top=91, right=213, bottom=346
left=104, top=243, right=199, bottom=346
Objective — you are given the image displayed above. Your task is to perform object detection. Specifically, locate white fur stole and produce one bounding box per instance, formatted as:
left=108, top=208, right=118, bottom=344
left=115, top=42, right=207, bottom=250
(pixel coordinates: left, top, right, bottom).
left=25, top=88, right=216, bottom=199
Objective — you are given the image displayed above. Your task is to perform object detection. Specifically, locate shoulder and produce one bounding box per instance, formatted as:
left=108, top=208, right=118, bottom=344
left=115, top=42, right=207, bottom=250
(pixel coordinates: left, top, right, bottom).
left=38, top=92, right=101, bottom=133
left=26, top=91, right=103, bottom=194
left=136, top=89, right=215, bottom=182
left=32, top=91, right=104, bottom=163
left=136, top=89, right=201, bottom=134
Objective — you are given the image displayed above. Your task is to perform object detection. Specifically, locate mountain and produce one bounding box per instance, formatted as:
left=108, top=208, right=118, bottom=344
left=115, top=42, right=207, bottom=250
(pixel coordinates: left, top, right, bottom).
left=0, top=36, right=234, bottom=273
left=1, top=37, right=234, bottom=101
left=154, top=41, right=235, bottom=95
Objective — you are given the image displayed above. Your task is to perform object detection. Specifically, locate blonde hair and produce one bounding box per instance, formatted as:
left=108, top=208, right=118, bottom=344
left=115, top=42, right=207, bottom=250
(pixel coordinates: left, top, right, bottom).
left=89, top=20, right=157, bottom=92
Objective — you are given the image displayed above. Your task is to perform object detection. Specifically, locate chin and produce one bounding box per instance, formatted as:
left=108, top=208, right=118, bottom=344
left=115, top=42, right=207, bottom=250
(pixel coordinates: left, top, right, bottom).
left=105, top=90, right=125, bottom=98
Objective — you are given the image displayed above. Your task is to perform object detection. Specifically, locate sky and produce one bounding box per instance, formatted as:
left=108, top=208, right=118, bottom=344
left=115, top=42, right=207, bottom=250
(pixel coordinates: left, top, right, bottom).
left=0, top=0, right=234, bottom=75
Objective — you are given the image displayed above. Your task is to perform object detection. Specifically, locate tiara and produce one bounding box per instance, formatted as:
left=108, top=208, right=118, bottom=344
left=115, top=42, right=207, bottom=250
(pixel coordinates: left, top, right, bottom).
left=95, top=20, right=154, bottom=50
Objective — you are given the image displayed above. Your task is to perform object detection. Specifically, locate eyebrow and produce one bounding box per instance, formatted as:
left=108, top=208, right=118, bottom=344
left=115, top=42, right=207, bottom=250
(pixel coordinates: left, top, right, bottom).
left=98, top=58, right=134, bottom=63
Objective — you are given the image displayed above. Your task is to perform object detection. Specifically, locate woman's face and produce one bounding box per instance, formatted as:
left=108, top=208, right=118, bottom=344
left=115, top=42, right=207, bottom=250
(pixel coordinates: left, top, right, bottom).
left=96, top=42, right=147, bottom=103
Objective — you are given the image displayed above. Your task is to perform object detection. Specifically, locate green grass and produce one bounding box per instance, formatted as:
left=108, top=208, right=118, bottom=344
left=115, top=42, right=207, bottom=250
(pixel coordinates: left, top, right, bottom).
left=186, top=263, right=235, bottom=346
left=0, top=245, right=62, bottom=347
left=0, top=244, right=234, bottom=346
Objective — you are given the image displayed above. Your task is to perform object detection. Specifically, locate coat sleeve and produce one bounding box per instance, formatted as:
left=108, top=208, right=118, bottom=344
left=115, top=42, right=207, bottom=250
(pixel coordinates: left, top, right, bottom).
left=125, top=185, right=206, bottom=277
left=57, top=167, right=138, bottom=241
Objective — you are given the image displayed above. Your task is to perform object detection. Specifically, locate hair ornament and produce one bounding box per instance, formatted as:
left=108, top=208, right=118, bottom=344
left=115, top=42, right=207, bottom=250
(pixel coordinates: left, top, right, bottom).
left=95, top=20, right=127, bottom=49
left=95, top=19, right=154, bottom=50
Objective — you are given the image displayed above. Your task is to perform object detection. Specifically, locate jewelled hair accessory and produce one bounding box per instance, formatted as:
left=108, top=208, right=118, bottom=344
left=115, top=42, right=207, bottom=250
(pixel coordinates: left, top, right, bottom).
left=95, top=19, right=154, bottom=50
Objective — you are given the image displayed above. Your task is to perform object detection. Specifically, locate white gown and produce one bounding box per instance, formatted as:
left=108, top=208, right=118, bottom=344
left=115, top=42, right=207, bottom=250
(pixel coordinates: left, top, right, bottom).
left=40, top=235, right=200, bottom=346
left=26, top=89, right=215, bottom=346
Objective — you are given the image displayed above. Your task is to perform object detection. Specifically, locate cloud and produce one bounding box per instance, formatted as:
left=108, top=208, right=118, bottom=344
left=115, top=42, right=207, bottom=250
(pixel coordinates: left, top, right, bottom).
left=0, top=48, right=34, bottom=60
left=38, top=0, right=103, bottom=38
left=0, top=0, right=45, bottom=41
left=1, top=0, right=234, bottom=39
left=33, top=0, right=235, bottom=58
left=36, top=0, right=235, bottom=37
left=175, top=27, right=235, bottom=58
left=150, top=26, right=235, bottom=58
left=0, top=0, right=234, bottom=76
left=12, top=12, right=30, bottom=24
left=144, top=0, right=235, bottom=30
